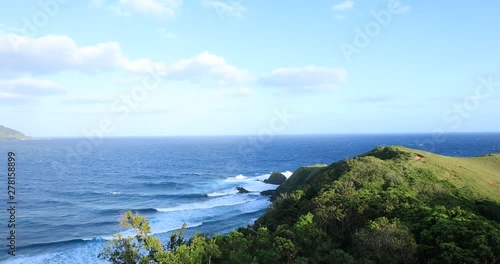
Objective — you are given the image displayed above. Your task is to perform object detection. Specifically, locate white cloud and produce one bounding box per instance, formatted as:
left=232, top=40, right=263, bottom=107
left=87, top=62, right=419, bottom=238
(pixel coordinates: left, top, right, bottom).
left=61, top=96, right=114, bottom=104
left=345, top=94, right=406, bottom=103
left=0, top=92, right=32, bottom=100
left=113, top=52, right=253, bottom=89
left=108, top=5, right=131, bottom=16
left=0, top=92, right=37, bottom=105
left=0, top=34, right=252, bottom=89
left=123, top=0, right=181, bottom=16
left=331, top=0, right=354, bottom=11
left=260, top=65, right=348, bottom=92
left=0, top=34, right=167, bottom=75
left=204, top=0, right=246, bottom=18
left=89, top=0, right=181, bottom=18
left=0, top=92, right=23, bottom=99
left=0, top=77, right=65, bottom=104
left=50, top=108, right=108, bottom=115
left=0, top=78, right=67, bottom=96
left=134, top=106, right=173, bottom=115
left=50, top=105, right=172, bottom=115
left=216, top=87, right=253, bottom=97
left=165, top=51, right=253, bottom=86
left=88, top=0, right=104, bottom=8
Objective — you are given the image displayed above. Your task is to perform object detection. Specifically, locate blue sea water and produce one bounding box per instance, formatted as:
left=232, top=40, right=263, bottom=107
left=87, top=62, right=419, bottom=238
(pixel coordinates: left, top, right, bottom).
left=0, top=134, right=499, bottom=263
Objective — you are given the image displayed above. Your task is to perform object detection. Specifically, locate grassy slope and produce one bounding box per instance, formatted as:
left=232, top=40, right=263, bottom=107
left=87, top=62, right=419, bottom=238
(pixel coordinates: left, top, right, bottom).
left=277, top=146, right=500, bottom=203
left=0, top=125, right=31, bottom=140
left=388, top=146, right=500, bottom=202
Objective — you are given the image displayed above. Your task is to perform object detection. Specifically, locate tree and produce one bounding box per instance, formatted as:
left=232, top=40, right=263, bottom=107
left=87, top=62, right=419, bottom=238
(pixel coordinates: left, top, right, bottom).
left=99, top=211, right=222, bottom=264
left=98, top=211, right=164, bottom=264
left=352, top=217, right=417, bottom=264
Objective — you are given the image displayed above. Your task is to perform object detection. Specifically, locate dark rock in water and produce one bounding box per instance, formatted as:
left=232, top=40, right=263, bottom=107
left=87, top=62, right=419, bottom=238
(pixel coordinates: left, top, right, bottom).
left=264, top=171, right=287, bottom=185
left=236, top=187, right=250, bottom=194
left=260, top=190, right=276, bottom=196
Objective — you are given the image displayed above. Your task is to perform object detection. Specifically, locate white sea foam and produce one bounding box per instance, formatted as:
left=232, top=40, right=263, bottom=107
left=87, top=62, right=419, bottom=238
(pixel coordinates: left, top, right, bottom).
left=9, top=170, right=291, bottom=264
left=155, top=195, right=256, bottom=213
left=207, top=189, right=239, bottom=197
left=149, top=222, right=203, bottom=236
left=283, top=171, right=293, bottom=178
left=223, top=174, right=247, bottom=182
left=216, top=171, right=293, bottom=195
left=4, top=241, right=108, bottom=264
left=5, top=196, right=272, bottom=264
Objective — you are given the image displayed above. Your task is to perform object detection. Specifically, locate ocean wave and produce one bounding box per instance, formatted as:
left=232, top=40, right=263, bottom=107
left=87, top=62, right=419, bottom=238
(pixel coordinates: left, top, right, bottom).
left=55, top=221, right=117, bottom=230
left=105, top=220, right=205, bottom=241
left=223, top=171, right=291, bottom=182
left=61, top=189, right=207, bottom=199
left=207, top=171, right=292, bottom=197
left=149, top=222, right=203, bottom=236
left=133, top=208, right=159, bottom=214
left=100, top=192, right=207, bottom=200
left=141, top=193, right=207, bottom=199
left=180, top=172, right=205, bottom=176
left=99, top=207, right=160, bottom=216
left=15, top=237, right=105, bottom=253
left=9, top=170, right=291, bottom=263
left=223, top=174, right=247, bottom=182
left=17, top=220, right=204, bottom=252
left=4, top=221, right=207, bottom=264
left=7, top=238, right=108, bottom=264
left=155, top=196, right=256, bottom=213
left=143, top=181, right=195, bottom=188
left=206, top=189, right=239, bottom=197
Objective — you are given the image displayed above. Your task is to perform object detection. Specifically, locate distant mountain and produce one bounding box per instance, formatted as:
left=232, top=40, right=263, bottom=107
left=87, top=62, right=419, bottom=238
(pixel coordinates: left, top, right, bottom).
left=0, top=125, right=31, bottom=140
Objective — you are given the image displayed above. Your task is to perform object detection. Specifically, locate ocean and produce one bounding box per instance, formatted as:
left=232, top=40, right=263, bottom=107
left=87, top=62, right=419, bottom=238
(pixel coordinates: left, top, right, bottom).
left=0, top=134, right=499, bottom=263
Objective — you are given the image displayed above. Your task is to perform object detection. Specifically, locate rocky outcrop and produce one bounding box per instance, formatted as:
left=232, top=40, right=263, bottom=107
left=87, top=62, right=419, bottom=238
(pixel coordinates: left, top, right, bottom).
left=260, top=190, right=276, bottom=196
left=236, top=187, right=250, bottom=194
left=263, top=171, right=287, bottom=185
left=273, top=164, right=328, bottom=200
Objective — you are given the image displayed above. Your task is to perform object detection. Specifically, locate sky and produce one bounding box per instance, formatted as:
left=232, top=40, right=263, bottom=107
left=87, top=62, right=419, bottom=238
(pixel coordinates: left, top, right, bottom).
left=0, top=0, right=499, bottom=137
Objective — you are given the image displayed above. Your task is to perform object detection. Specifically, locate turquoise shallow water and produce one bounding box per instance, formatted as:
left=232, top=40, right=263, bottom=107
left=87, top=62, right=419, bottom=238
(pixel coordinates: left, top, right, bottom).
left=0, top=134, right=499, bottom=263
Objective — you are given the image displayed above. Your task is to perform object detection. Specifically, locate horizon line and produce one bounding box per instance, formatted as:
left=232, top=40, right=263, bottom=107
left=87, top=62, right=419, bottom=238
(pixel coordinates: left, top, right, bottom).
left=26, top=131, right=500, bottom=139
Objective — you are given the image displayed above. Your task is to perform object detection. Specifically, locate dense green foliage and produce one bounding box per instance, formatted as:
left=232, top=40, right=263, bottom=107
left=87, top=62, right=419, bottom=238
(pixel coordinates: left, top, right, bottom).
left=101, top=146, right=500, bottom=263
left=0, top=125, right=30, bottom=140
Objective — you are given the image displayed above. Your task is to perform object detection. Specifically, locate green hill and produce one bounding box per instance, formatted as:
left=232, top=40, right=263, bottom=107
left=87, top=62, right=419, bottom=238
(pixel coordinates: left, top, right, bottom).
left=0, top=125, right=31, bottom=140
left=101, top=146, right=500, bottom=264
left=254, top=146, right=500, bottom=263
left=274, top=146, right=500, bottom=203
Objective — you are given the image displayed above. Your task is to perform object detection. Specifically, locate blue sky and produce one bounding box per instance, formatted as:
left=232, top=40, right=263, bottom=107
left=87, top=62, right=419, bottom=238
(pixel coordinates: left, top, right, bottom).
left=1, top=0, right=499, bottom=137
